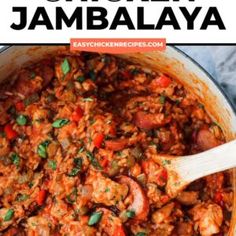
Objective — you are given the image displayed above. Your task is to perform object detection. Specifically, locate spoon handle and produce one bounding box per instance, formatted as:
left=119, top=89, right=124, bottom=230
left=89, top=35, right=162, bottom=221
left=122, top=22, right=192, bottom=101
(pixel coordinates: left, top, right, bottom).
left=174, top=140, right=236, bottom=183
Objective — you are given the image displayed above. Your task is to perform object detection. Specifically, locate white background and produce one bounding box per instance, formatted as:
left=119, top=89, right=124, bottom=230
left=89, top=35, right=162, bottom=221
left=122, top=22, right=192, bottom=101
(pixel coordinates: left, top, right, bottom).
left=0, top=0, right=236, bottom=44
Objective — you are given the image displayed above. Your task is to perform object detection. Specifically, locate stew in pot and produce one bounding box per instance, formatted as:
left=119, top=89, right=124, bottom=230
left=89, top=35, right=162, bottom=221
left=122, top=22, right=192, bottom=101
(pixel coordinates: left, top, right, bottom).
left=0, top=52, right=233, bottom=235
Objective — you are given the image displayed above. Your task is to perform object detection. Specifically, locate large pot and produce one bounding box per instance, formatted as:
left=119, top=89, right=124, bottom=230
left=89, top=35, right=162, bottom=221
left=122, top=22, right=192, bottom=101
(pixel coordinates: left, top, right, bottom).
left=0, top=46, right=235, bottom=235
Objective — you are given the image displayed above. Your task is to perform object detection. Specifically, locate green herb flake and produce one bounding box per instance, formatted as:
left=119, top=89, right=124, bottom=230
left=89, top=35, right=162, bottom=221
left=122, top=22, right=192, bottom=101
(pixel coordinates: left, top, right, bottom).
left=162, top=159, right=171, bottom=166
left=66, top=188, right=77, bottom=204
left=4, top=209, right=14, bottom=221
left=136, top=232, right=146, bottom=236
left=89, top=119, right=95, bottom=125
left=17, top=194, right=29, bottom=202
left=28, top=182, right=34, bottom=188
left=175, top=100, right=180, bottom=105
left=198, top=103, right=204, bottom=109
left=61, top=58, right=71, bottom=76
left=77, top=76, right=86, bottom=83
left=48, top=160, right=57, bottom=170
left=126, top=210, right=135, bottom=218
left=160, top=95, right=166, bottom=105
left=11, top=153, right=20, bottom=166
left=89, top=70, right=96, bottom=81
left=30, top=72, right=36, bottom=79
left=83, top=98, right=94, bottom=102
left=37, top=140, right=50, bottom=158
left=105, top=188, right=110, bottom=193
left=86, top=151, right=102, bottom=170
left=212, top=121, right=221, bottom=128
left=78, top=147, right=84, bottom=153
left=68, top=168, right=80, bottom=177
left=117, top=151, right=123, bottom=157
left=88, top=211, right=103, bottom=226
left=74, top=158, right=82, bottom=169
left=16, top=115, right=27, bottom=126
left=131, top=68, right=139, bottom=75
left=52, top=119, right=70, bottom=128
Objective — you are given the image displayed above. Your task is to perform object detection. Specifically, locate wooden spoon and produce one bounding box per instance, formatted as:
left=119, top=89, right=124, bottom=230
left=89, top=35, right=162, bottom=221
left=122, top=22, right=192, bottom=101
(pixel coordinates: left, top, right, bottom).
left=152, top=140, right=236, bottom=198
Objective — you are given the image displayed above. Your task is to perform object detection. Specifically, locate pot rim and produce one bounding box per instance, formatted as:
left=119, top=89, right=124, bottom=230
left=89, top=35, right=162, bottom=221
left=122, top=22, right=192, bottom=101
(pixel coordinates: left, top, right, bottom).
left=172, top=45, right=236, bottom=116
left=1, top=45, right=235, bottom=117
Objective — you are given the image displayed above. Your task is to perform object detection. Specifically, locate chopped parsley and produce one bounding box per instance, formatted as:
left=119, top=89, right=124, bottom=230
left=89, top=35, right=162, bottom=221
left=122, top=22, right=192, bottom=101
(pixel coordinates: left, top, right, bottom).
left=88, top=211, right=103, bottom=226
left=83, top=97, right=94, bottom=102
left=17, top=194, right=29, bottom=202
left=105, top=188, right=110, bottom=193
left=4, top=209, right=14, bottom=221
left=68, top=168, right=80, bottom=177
left=30, top=72, right=36, bottom=79
left=126, top=210, right=135, bottom=218
left=160, top=94, right=166, bottom=105
left=162, top=159, right=171, bottom=166
left=16, top=115, right=27, bottom=126
left=48, top=160, right=57, bottom=170
left=66, top=188, right=77, bottom=204
left=61, top=58, right=71, bottom=75
left=37, top=140, right=50, bottom=158
left=89, top=70, right=96, bottom=81
left=136, top=233, right=146, bottom=236
left=86, top=151, right=102, bottom=170
left=11, top=153, right=20, bottom=167
left=77, top=76, right=86, bottom=83
left=52, top=119, right=70, bottom=128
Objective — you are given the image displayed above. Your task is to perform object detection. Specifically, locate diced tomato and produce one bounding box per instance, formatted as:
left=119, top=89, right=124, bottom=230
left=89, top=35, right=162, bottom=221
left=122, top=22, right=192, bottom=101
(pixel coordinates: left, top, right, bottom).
left=52, top=233, right=61, bottom=236
left=4, top=227, right=19, bottom=236
left=15, top=101, right=25, bottom=111
left=100, top=157, right=109, bottom=168
left=113, top=226, right=126, bottom=236
left=214, top=191, right=223, bottom=204
left=120, top=70, right=131, bottom=80
left=105, top=139, right=127, bottom=151
left=155, top=75, right=172, bottom=88
left=4, top=124, right=18, bottom=140
left=156, top=169, right=168, bottom=185
left=160, top=195, right=169, bottom=204
left=141, top=161, right=149, bottom=173
left=80, top=216, right=89, bottom=225
left=93, top=133, right=104, bottom=148
left=71, top=106, right=84, bottom=122
left=36, top=189, right=47, bottom=205
left=109, top=126, right=117, bottom=136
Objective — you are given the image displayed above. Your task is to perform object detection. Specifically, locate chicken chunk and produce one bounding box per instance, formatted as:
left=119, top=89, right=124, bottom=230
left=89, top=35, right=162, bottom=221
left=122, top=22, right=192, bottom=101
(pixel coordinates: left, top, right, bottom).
left=98, top=208, right=125, bottom=236
left=176, top=222, right=193, bottom=236
left=177, top=191, right=199, bottom=206
left=189, top=203, right=223, bottom=236
left=152, top=202, right=175, bottom=224
left=86, top=172, right=128, bottom=206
